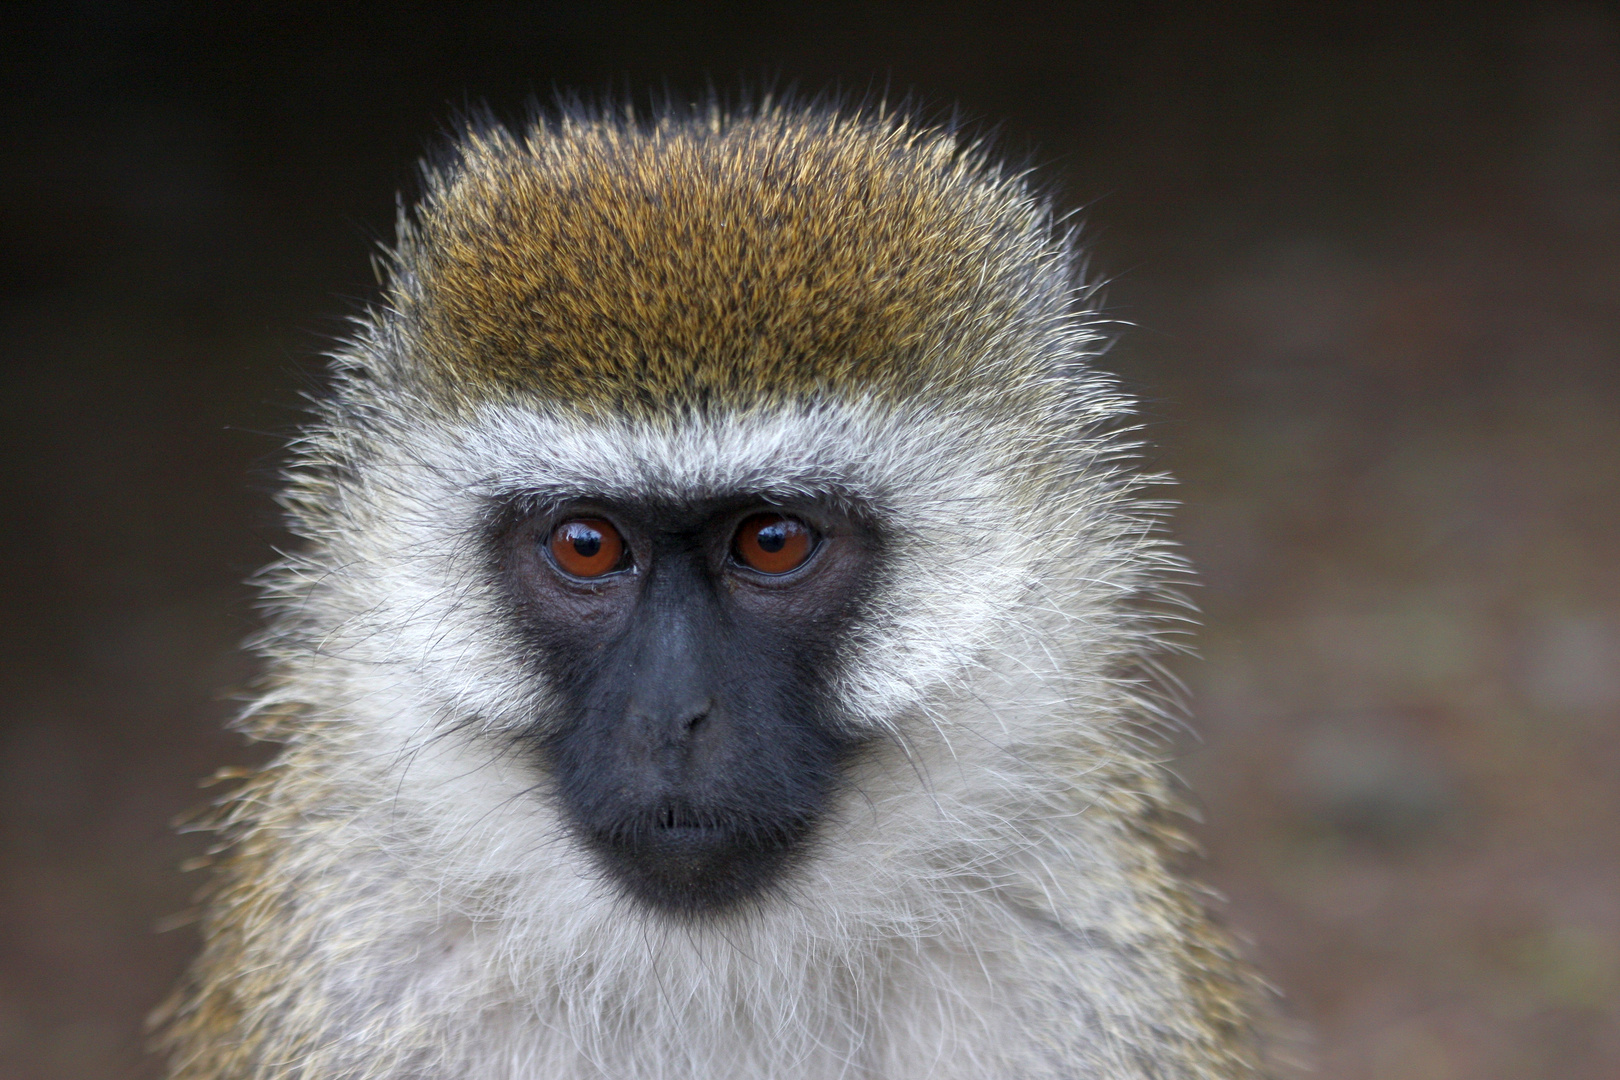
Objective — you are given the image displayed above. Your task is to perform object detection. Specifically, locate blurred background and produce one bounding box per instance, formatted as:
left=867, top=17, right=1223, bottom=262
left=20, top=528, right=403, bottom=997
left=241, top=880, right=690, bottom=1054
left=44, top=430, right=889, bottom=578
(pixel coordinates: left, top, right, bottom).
left=2, top=2, right=1618, bottom=1077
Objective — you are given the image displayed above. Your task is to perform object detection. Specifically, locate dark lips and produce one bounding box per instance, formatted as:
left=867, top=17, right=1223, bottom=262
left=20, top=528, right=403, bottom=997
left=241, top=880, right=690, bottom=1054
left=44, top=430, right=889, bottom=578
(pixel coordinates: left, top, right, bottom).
left=585, top=804, right=815, bottom=916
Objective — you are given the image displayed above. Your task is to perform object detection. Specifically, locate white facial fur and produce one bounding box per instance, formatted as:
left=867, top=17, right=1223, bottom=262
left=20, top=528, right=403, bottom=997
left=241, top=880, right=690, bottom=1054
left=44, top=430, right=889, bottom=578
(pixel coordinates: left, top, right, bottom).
left=232, top=373, right=1191, bottom=1079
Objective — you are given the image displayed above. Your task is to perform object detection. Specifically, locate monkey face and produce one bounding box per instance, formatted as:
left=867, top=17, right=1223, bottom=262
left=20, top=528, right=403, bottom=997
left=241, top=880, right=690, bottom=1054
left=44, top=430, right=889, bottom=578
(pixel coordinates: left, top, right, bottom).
left=498, top=495, right=878, bottom=916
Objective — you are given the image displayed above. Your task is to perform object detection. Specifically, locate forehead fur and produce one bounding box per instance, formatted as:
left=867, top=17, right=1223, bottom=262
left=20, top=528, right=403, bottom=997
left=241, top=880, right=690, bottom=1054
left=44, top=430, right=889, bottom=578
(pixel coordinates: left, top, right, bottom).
left=388, top=104, right=1083, bottom=419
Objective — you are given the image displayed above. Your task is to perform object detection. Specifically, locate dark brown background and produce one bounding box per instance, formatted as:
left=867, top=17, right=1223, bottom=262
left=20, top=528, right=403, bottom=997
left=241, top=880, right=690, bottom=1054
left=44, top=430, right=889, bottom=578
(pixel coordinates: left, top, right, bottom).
left=3, top=3, right=1618, bottom=1078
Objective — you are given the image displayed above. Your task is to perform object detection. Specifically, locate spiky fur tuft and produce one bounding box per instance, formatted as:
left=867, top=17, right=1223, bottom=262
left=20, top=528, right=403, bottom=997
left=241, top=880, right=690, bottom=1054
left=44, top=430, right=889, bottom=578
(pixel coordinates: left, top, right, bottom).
left=158, top=99, right=1267, bottom=1079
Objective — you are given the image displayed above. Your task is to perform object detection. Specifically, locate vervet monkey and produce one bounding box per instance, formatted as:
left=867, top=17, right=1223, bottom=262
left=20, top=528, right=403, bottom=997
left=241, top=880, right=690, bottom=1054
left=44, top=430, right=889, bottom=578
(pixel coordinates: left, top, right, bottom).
left=158, top=101, right=1268, bottom=1079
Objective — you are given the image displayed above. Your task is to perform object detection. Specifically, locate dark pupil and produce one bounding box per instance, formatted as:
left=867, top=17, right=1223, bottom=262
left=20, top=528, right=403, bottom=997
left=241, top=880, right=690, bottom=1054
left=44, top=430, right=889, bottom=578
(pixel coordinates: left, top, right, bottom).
left=567, top=525, right=602, bottom=557
left=756, top=521, right=787, bottom=553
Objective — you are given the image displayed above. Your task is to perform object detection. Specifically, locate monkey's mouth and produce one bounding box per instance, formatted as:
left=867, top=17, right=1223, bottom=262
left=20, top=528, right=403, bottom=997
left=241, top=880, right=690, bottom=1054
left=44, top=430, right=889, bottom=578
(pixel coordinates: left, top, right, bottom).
left=581, top=801, right=815, bottom=916
left=654, top=804, right=718, bottom=832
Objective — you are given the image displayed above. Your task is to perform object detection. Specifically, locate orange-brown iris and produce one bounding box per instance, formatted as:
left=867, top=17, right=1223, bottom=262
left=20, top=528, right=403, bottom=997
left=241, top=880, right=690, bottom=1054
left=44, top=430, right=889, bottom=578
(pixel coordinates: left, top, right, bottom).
left=549, top=518, right=626, bottom=578
left=733, top=514, right=815, bottom=575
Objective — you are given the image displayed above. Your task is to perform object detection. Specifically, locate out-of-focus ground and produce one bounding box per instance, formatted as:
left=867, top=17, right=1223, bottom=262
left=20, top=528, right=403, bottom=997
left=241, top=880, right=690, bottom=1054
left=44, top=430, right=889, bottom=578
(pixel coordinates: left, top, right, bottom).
left=1, top=4, right=1616, bottom=1078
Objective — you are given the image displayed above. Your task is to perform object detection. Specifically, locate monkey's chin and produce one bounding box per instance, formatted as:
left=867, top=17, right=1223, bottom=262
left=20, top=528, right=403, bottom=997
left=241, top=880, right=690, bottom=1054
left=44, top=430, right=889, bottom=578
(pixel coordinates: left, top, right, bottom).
left=584, top=813, right=814, bottom=917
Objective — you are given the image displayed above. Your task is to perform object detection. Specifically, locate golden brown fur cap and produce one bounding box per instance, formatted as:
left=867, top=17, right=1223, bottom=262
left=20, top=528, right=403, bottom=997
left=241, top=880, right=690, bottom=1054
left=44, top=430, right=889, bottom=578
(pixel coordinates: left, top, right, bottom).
left=388, top=102, right=1079, bottom=418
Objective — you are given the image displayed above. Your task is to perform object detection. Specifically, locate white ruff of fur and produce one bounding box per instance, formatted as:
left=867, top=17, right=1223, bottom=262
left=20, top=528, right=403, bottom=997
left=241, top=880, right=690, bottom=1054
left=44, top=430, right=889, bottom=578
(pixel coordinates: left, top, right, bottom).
left=237, top=370, right=1196, bottom=1079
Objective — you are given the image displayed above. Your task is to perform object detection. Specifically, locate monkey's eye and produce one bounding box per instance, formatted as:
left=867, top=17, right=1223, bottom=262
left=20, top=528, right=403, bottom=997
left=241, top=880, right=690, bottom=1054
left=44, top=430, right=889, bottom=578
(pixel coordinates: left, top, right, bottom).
left=548, top=518, right=627, bottom=579
left=732, top=514, right=816, bottom=575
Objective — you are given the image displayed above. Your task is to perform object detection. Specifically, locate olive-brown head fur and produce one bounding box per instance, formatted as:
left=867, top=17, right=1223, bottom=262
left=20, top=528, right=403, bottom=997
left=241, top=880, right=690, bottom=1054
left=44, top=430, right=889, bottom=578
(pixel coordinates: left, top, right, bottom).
left=389, top=102, right=1077, bottom=421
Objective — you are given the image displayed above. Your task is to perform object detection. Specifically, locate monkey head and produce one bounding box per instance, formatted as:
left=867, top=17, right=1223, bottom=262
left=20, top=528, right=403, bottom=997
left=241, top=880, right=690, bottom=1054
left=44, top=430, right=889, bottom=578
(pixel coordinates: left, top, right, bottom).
left=266, top=106, right=1152, bottom=923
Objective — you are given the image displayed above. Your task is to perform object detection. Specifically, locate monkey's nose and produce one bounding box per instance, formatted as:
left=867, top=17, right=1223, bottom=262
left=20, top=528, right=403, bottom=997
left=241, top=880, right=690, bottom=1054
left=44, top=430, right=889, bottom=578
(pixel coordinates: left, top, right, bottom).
left=634, top=696, right=712, bottom=740
left=620, top=696, right=718, bottom=776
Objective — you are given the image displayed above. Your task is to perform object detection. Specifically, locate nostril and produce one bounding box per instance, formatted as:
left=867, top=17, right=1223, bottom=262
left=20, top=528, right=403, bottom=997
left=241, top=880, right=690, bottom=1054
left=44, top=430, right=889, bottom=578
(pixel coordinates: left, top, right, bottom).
left=683, top=699, right=713, bottom=733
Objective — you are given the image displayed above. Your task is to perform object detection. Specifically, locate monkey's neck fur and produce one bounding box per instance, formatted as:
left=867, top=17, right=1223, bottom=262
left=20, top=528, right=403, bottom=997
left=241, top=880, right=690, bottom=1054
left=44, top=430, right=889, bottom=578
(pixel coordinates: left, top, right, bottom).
left=160, top=103, right=1265, bottom=1079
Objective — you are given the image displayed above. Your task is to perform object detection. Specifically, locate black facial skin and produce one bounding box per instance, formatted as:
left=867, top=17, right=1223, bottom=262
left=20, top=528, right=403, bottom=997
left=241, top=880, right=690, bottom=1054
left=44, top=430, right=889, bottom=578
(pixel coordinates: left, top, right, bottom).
left=499, top=496, right=875, bottom=917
